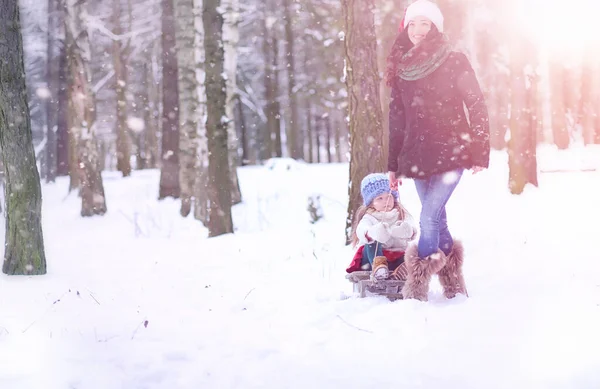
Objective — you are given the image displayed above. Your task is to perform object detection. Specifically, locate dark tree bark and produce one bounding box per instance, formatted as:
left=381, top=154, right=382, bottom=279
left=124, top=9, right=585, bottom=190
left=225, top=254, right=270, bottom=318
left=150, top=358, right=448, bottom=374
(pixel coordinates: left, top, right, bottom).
left=159, top=0, right=181, bottom=199
left=204, top=0, right=233, bottom=236
left=0, top=0, right=47, bottom=275
left=56, top=35, right=69, bottom=176
left=113, top=0, right=132, bottom=177
left=45, top=0, right=58, bottom=183
left=342, top=0, right=385, bottom=243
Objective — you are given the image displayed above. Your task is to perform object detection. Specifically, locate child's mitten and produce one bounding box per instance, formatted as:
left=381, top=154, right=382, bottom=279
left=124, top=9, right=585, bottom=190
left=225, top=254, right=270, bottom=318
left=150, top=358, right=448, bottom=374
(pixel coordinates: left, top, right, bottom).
left=390, top=221, right=413, bottom=239
left=367, top=222, right=391, bottom=243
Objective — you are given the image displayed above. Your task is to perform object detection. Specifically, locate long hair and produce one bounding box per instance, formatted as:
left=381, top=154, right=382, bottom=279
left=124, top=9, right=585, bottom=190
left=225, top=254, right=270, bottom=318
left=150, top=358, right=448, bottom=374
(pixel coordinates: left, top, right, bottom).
left=349, top=200, right=413, bottom=247
left=385, top=24, right=441, bottom=87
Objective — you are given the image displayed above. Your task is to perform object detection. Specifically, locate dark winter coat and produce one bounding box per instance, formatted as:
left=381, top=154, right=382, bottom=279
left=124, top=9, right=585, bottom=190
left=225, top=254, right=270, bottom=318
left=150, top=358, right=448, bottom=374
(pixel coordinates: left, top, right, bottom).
left=387, top=52, right=490, bottom=179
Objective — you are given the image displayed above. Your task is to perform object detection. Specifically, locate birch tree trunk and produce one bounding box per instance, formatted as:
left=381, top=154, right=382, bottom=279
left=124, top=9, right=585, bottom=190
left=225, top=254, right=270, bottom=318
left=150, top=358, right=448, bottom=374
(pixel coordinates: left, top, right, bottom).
left=176, top=0, right=199, bottom=217
left=159, top=0, right=181, bottom=199
left=0, top=0, right=47, bottom=275
left=64, top=0, right=107, bottom=216
left=193, top=0, right=210, bottom=225
left=113, top=0, right=132, bottom=177
left=204, top=0, right=233, bottom=236
left=222, top=0, right=242, bottom=204
left=342, top=0, right=385, bottom=243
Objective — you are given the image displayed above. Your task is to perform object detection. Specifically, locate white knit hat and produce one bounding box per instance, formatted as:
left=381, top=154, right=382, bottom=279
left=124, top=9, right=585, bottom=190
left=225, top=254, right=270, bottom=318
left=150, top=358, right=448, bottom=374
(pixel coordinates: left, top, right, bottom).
left=403, top=0, right=444, bottom=33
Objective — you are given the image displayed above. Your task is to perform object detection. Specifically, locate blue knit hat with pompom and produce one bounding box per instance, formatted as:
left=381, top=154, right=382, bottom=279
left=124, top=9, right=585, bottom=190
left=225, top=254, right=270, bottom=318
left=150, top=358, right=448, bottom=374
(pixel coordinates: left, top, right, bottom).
left=360, top=173, right=399, bottom=206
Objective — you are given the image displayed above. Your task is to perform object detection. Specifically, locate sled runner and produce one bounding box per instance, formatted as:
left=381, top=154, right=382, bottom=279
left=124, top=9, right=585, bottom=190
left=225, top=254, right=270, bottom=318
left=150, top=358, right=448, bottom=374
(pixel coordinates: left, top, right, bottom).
left=345, top=271, right=404, bottom=300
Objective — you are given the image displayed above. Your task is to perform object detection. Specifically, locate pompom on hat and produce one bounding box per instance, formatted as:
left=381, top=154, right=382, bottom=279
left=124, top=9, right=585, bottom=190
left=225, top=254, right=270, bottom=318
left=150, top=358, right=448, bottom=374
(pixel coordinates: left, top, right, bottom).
left=400, top=0, right=444, bottom=33
left=360, top=173, right=399, bottom=207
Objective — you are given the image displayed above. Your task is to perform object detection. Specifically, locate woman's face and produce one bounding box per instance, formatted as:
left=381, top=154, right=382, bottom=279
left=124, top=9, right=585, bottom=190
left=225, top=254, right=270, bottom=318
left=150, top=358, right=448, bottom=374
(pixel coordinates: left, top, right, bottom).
left=407, top=16, right=432, bottom=45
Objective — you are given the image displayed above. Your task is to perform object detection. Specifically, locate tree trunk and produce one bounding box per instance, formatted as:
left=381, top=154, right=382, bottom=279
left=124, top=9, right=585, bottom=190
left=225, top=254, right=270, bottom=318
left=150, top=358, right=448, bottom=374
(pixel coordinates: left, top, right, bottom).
left=315, top=116, right=321, bottom=163
left=159, top=0, right=181, bottom=199
left=374, top=0, right=405, bottom=162
left=343, top=0, right=386, bottom=243
left=0, top=0, right=47, bottom=275
left=204, top=0, right=233, bottom=236
left=113, top=0, right=132, bottom=177
left=549, top=60, right=570, bottom=149
left=272, top=36, right=282, bottom=159
left=142, top=59, right=159, bottom=169
left=65, top=0, right=107, bottom=216
left=223, top=0, right=242, bottom=205
left=193, top=0, right=209, bottom=225
left=283, top=0, right=302, bottom=159
left=263, top=12, right=276, bottom=158
left=237, top=94, right=248, bottom=165
left=581, top=50, right=598, bottom=145
left=45, top=0, right=58, bottom=183
left=306, top=99, right=313, bottom=163
left=56, top=34, right=69, bottom=176
left=334, top=115, right=342, bottom=163
left=175, top=0, right=199, bottom=217
left=325, top=114, right=332, bottom=163
left=507, top=40, right=538, bottom=195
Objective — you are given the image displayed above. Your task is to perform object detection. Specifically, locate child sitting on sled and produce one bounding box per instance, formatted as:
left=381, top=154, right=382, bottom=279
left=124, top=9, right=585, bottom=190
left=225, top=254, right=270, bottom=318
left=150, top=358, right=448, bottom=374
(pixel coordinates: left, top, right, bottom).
left=347, top=173, right=417, bottom=281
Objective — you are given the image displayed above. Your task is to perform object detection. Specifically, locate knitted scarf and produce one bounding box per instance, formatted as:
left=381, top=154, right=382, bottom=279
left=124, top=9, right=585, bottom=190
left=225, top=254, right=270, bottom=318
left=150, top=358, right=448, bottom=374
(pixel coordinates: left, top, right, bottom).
left=397, top=33, right=452, bottom=81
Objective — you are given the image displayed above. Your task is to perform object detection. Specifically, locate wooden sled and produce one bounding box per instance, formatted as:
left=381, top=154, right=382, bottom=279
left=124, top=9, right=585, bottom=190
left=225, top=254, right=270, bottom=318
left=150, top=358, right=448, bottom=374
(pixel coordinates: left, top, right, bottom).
left=345, top=271, right=404, bottom=300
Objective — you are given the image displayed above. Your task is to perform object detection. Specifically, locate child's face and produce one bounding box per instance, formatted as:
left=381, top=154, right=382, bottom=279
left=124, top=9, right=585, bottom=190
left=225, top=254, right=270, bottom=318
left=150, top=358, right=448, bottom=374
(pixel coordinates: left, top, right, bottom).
left=372, top=193, right=394, bottom=212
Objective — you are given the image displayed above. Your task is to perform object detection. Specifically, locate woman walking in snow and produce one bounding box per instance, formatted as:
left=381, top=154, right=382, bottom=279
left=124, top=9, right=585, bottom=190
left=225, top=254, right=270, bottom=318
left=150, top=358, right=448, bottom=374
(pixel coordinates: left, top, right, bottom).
left=385, top=0, right=490, bottom=301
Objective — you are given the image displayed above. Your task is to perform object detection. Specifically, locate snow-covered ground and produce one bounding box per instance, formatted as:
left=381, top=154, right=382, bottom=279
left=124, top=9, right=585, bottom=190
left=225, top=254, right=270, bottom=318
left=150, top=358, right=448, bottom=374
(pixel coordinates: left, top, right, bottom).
left=1, top=146, right=599, bottom=389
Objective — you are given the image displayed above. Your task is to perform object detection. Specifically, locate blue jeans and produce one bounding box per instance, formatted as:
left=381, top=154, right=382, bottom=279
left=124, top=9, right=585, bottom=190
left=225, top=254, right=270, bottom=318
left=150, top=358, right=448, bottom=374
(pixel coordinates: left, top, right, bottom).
left=414, top=169, right=463, bottom=258
left=360, top=242, right=404, bottom=271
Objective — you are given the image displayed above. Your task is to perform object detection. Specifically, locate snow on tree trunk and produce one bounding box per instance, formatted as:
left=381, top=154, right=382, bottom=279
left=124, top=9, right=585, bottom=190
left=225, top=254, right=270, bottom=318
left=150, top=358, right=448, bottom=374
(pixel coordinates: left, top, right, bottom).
left=342, top=0, right=385, bottom=243
left=192, top=0, right=209, bottom=225
left=176, top=0, right=199, bottom=217
left=64, top=0, right=107, bottom=217
left=0, top=0, right=47, bottom=275
left=222, top=0, right=242, bottom=204
left=283, top=0, right=302, bottom=160
left=113, top=0, right=132, bottom=177
left=159, top=0, right=181, bottom=199
left=203, top=0, right=234, bottom=236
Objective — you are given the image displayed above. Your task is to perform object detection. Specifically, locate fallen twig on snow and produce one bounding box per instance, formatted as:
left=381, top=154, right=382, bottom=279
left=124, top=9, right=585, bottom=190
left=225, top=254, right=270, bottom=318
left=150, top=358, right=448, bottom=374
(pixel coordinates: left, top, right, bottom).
left=244, top=288, right=255, bottom=301
left=131, top=319, right=149, bottom=340
left=22, top=290, right=71, bottom=333
left=336, top=315, right=373, bottom=334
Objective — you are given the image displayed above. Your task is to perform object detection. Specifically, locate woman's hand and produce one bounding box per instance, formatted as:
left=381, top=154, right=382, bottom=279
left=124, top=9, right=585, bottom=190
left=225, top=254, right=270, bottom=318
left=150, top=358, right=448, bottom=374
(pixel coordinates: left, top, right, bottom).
left=388, top=171, right=401, bottom=188
left=471, top=166, right=486, bottom=174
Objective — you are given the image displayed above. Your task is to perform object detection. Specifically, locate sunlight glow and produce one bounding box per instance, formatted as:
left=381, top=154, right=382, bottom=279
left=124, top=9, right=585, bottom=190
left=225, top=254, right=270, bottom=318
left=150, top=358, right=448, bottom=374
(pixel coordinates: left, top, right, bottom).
left=516, top=0, right=600, bottom=53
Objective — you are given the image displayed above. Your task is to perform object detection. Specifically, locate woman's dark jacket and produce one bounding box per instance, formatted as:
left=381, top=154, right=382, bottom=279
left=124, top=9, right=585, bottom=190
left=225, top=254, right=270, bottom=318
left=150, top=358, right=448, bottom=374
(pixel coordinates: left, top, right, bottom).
left=387, top=52, right=490, bottom=179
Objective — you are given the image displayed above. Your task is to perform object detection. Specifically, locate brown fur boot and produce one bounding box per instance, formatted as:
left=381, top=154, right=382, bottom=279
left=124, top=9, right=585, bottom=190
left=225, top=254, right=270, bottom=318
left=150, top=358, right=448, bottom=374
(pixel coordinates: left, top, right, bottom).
left=401, top=245, right=447, bottom=301
left=371, top=256, right=389, bottom=281
left=438, top=240, right=468, bottom=299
